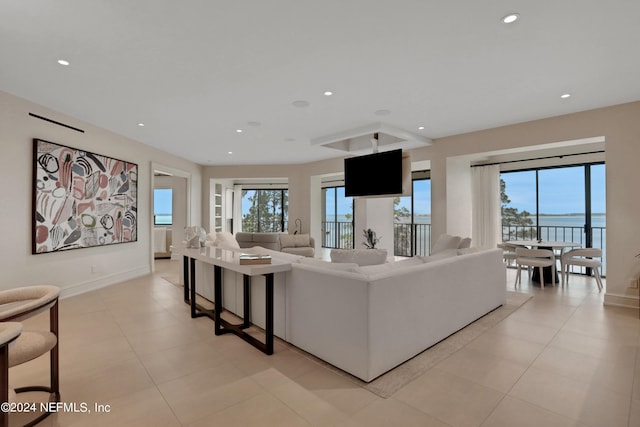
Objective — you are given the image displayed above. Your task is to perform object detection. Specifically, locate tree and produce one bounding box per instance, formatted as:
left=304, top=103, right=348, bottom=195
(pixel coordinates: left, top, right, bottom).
left=242, top=190, right=288, bottom=232
left=500, top=179, right=534, bottom=239
left=394, top=197, right=412, bottom=256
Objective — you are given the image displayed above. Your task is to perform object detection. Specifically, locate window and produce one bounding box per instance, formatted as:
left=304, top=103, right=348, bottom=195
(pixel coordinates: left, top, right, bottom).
left=501, top=163, right=606, bottom=274
left=153, top=188, right=173, bottom=225
left=241, top=189, right=288, bottom=232
left=394, top=174, right=431, bottom=256
left=322, top=186, right=354, bottom=248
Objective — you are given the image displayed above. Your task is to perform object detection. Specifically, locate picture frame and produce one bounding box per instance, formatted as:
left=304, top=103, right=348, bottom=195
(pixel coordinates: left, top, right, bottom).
left=32, top=138, right=138, bottom=254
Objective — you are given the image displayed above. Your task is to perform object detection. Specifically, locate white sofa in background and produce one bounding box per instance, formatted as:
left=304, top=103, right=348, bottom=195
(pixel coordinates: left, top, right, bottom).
left=233, top=232, right=315, bottom=256
left=183, top=246, right=506, bottom=382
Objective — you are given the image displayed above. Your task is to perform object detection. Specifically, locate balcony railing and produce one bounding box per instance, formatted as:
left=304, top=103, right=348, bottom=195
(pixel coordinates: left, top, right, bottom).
left=394, top=223, right=432, bottom=257
left=323, top=221, right=433, bottom=256
left=321, top=221, right=354, bottom=249
left=503, top=224, right=606, bottom=276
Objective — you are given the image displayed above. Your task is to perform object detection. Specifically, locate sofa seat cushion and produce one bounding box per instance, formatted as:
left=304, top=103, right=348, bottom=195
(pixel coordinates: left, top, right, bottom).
left=282, top=247, right=315, bottom=257
left=330, top=249, right=388, bottom=266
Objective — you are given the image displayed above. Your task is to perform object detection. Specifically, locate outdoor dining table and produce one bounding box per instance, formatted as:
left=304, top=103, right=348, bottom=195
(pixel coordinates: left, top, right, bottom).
left=508, top=240, right=581, bottom=284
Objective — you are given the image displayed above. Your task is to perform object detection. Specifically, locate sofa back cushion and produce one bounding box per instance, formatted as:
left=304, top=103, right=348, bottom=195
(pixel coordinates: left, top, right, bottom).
left=279, top=234, right=296, bottom=249
left=330, top=249, right=387, bottom=266
left=431, top=234, right=462, bottom=254
left=299, top=257, right=359, bottom=272
left=357, top=257, right=423, bottom=276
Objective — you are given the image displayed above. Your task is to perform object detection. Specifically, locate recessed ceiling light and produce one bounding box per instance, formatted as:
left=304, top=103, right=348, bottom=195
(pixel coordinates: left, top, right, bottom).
left=560, top=93, right=571, bottom=99
left=228, top=151, right=233, bottom=155
left=502, top=13, right=519, bottom=24
left=292, top=100, right=310, bottom=108
left=418, top=126, right=425, bottom=130
left=323, top=91, right=333, bottom=96
left=374, top=109, right=391, bottom=116
left=137, top=123, right=145, bottom=127
left=236, top=129, right=243, bottom=133
left=57, top=59, right=70, bottom=66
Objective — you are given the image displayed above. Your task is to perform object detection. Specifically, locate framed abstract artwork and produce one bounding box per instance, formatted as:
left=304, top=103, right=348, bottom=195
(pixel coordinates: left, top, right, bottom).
left=32, top=139, right=138, bottom=254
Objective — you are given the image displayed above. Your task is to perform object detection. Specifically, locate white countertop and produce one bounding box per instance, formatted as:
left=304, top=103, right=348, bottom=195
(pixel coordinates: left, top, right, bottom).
left=171, top=246, right=292, bottom=276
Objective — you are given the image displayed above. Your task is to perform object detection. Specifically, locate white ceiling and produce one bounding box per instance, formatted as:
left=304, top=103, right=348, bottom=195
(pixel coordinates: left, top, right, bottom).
left=1, top=1, right=638, bottom=166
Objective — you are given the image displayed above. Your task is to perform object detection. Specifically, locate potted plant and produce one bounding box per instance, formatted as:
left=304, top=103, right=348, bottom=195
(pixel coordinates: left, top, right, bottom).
left=363, top=228, right=381, bottom=249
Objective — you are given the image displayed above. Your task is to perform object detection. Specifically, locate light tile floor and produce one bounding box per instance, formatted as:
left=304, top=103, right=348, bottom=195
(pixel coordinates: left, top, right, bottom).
left=9, top=260, right=640, bottom=427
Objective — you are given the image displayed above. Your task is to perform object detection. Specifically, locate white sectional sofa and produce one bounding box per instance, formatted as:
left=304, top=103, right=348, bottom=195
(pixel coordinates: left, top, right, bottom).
left=188, top=247, right=506, bottom=382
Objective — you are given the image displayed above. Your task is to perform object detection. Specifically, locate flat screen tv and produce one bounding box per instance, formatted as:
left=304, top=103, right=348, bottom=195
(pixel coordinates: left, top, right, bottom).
left=344, top=149, right=404, bottom=197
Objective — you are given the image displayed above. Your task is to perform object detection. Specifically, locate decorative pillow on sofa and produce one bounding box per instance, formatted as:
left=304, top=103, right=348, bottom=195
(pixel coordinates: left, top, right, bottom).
left=419, top=249, right=459, bottom=263
left=458, top=237, right=472, bottom=249
left=213, top=231, right=240, bottom=249
left=293, top=234, right=310, bottom=247
left=279, top=234, right=296, bottom=249
left=431, top=234, right=462, bottom=254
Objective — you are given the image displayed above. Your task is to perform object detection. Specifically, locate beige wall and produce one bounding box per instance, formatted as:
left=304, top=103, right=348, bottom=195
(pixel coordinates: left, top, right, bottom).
left=0, top=90, right=202, bottom=296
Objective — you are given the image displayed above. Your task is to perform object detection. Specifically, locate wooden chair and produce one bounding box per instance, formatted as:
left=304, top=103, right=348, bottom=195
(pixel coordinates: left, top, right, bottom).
left=0, top=322, right=22, bottom=427
left=0, top=285, right=60, bottom=427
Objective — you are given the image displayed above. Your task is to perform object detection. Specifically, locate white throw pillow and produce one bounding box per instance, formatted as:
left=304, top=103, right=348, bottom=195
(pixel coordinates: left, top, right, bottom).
left=214, top=231, right=240, bottom=249
left=431, top=234, right=462, bottom=254
left=458, top=237, right=472, bottom=249
left=279, top=234, right=296, bottom=249
left=419, top=249, right=458, bottom=263
left=293, top=234, right=310, bottom=247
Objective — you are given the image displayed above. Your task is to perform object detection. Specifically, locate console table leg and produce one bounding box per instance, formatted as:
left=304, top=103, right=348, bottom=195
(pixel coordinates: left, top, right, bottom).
left=214, top=265, right=223, bottom=335
left=242, top=275, right=251, bottom=328
left=265, top=273, right=274, bottom=355
left=183, top=255, right=190, bottom=303
left=189, top=257, right=197, bottom=318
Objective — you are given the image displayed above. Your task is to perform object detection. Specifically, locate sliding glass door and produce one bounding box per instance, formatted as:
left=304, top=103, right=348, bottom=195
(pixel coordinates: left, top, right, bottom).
left=501, top=163, right=606, bottom=275
left=322, top=186, right=354, bottom=248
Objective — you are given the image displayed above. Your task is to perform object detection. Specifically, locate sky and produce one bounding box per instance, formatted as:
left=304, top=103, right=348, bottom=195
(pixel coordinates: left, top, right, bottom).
left=238, top=165, right=606, bottom=221
left=501, top=165, right=606, bottom=214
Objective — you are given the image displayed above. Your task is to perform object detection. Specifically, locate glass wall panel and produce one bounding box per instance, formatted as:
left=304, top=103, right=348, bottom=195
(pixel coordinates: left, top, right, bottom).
left=538, top=167, right=585, bottom=244
left=500, top=170, right=537, bottom=240
left=153, top=188, right=173, bottom=225
left=241, top=189, right=288, bottom=232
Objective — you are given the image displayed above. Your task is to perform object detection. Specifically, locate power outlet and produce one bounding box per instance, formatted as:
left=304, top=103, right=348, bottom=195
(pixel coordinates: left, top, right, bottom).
left=91, top=265, right=97, bottom=274
left=629, top=278, right=639, bottom=289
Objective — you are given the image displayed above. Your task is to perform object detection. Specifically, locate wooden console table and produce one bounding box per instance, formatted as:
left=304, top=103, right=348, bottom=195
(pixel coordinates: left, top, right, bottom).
left=172, top=246, right=291, bottom=355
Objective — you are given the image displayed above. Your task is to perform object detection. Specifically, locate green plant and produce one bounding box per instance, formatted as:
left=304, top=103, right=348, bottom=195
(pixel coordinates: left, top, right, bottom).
left=363, top=228, right=381, bottom=249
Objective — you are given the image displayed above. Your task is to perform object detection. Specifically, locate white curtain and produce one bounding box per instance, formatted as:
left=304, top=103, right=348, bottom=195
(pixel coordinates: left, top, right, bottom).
left=233, top=185, right=243, bottom=233
left=471, top=165, right=501, bottom=250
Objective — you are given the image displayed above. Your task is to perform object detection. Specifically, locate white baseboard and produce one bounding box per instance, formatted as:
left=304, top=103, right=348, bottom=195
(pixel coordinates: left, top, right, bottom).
left=59, top=266, right=150, bottom=299
left=603, top=292, right=640, bottom=310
